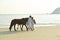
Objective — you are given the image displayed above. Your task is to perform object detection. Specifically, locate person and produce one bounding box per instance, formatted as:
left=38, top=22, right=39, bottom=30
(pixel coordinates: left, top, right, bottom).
left=27, top=16, right=35, bottom=31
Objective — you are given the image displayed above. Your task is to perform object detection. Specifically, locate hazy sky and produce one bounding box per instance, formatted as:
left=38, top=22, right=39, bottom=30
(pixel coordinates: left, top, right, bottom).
left=0, top=0, right=60, bottom=14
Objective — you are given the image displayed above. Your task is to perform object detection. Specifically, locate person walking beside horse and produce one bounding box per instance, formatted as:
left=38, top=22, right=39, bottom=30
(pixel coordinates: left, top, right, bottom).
left=27, top=16, right=36, bottom=31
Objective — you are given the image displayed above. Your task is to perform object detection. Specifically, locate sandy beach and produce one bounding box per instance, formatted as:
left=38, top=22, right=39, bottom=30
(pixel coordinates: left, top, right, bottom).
left=0, top=26, right=59, bottom=40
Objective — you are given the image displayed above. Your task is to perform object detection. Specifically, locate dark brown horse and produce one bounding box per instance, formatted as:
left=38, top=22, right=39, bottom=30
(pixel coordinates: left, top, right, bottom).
left=9, top=18, right=28, bottom=31
left=9, top=17, right=36, bottom=31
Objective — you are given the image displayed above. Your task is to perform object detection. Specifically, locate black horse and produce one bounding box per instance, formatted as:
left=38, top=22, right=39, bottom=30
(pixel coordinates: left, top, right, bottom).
left=9, top=18, right=28, bottom=31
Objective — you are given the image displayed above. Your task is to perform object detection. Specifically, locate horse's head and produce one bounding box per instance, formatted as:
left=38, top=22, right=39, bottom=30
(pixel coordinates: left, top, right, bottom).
left=32, top=17, right=36, bottom=24
left=33, top=19, right=36, bottom=24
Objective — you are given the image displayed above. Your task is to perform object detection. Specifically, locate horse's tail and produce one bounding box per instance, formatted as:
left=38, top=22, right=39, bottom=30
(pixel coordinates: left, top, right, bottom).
left=9, top=20, right=14, bottom=31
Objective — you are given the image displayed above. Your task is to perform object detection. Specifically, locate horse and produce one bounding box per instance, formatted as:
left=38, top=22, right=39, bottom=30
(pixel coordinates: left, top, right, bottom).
left=9, top=17, right=36, bottom=31
left=9, top=18, right=28, bottom=31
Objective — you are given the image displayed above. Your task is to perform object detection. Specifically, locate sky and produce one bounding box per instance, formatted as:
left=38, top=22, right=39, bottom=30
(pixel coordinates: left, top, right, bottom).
left=0, top=0, right=60, bottom=14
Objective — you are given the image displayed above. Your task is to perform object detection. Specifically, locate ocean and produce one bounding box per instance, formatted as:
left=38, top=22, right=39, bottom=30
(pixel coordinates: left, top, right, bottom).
left=0, top=14, right=60, bottom=28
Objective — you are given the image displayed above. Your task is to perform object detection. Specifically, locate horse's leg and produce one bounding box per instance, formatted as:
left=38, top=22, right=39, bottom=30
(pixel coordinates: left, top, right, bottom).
left=17, top=25, right=21, bottom=31
left=21, top=25, right=23, bottom=31
left=25, top=25, right=28, bottom=31
left=9, top=26, right=12, bottom=31
left=9, top=24, right=13, bottom=31
left=20, top=25, right=21, bottom=30
left=17, top=24, right=19, bottom=30
left=14, top=24, right=16, bottom=31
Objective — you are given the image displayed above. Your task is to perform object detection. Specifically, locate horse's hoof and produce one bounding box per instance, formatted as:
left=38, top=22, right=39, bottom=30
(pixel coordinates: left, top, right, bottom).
left=21, top=30, right=23, bottom=31
left=26, top=29, right=28, bottom=31
left=9, top=30, right=11, bottom=31
left=10, top=29, right=11, bottom=31
left=31, top=29, right=34, bottom=31
left=17, top=28, right=18, bottom=30
left=9, top=28, right=11, bottom=31
left=15, top=30, right=17, bottom=31
left=15, top=30, right=16, bottom=31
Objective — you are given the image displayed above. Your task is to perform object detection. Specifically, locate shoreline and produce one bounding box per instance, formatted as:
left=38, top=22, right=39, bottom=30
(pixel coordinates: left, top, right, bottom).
left=0, top=25, right=56, bottom=28
left=0, top=24, right=59, bottom=28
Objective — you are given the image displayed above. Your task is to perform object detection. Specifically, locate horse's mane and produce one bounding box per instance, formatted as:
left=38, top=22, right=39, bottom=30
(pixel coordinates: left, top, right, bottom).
left=22, top=18, right=28, bottom=19
left=12, top=18, right=28, bottom=20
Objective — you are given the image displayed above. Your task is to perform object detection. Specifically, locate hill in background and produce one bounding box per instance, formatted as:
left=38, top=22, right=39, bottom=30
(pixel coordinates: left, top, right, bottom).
left=52, top=7, right=60, bottom=14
